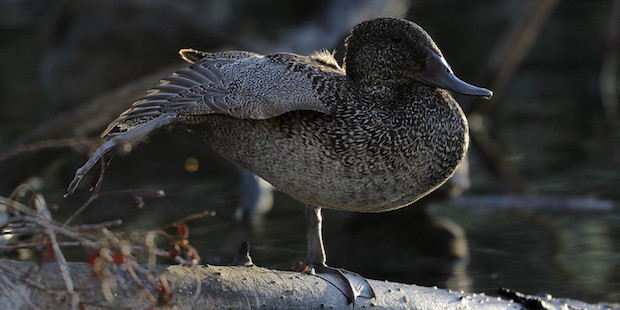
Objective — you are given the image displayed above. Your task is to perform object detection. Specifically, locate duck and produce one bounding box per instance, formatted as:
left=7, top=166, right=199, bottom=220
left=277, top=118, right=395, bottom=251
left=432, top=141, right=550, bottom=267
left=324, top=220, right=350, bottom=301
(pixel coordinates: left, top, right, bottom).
left=66, top=17, right=492, bottom=303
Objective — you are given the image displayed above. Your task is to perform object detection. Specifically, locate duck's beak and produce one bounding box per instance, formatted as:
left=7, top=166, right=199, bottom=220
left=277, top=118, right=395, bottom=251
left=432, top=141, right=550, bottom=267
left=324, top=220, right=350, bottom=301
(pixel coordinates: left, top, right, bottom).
left=415, top=49, right=492, bottom=99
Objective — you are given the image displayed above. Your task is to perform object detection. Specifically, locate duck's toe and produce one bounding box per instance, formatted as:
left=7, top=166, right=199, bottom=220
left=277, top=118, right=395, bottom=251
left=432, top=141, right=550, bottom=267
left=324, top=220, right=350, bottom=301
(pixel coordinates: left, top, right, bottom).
left=301, top=263, right=375, bottom=304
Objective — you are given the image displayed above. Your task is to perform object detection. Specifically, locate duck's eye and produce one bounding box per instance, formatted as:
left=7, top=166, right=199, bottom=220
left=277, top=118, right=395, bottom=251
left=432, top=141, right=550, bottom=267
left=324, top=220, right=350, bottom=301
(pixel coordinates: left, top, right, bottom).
left=391, top=34, right=403, bottom=43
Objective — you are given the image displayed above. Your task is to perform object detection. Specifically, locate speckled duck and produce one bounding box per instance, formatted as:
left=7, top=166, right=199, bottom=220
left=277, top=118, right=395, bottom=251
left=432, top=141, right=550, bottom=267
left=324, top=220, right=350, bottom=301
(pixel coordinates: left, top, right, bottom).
left=67, top=17, right=492, bottom=302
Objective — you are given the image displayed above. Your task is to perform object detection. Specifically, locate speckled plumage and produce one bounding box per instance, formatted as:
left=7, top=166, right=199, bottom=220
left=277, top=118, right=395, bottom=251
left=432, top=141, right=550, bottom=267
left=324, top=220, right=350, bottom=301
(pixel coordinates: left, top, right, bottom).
left=70, top=17, right=492, bottom=214
left=196, top=84, right=467, bottom=212
left=66, top=18, right=491, bottom=299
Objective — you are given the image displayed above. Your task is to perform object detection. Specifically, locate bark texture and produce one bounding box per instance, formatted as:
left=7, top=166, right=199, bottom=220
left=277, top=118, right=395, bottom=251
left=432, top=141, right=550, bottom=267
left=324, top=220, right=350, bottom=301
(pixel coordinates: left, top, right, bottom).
left=0, top=260, right=520, bottom=310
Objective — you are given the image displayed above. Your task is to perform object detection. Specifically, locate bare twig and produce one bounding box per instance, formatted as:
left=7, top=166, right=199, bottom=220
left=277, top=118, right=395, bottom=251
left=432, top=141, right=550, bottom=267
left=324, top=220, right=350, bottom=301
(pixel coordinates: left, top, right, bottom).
left=161, top=210, right=216, bottom=230
left=63, top=188, right=165, bottom=227
left=72, top=219, right=123, bottom=231
left=1, top=185, right=207, bottom=309
left=45, top=228, right=79, bottom=310
left=0, top=138, right=94, bottom=162
left=0, top=241, right=81, bottom=251
left=0, top=264, right=49, bottom=291
left=0, top=273, right=36, bottom=308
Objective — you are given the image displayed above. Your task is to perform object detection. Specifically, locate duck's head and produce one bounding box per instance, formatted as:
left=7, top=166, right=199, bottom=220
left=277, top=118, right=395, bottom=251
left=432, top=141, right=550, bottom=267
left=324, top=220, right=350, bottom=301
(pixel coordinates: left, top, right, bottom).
left=344, top=17, right=492, bottom=99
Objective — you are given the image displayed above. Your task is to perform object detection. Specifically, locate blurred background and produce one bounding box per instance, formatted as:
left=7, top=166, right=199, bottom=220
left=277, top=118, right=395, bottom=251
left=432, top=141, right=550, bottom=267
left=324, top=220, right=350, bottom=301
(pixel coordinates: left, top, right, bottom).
left=1, top=0, right=619, bottom=304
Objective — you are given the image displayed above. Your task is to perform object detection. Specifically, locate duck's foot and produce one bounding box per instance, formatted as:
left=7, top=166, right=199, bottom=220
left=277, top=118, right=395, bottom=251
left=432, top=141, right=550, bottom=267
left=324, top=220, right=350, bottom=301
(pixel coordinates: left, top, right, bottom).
left=302, top=206, right=374, bottom=304
left=301, top=263, right=375, bottom=304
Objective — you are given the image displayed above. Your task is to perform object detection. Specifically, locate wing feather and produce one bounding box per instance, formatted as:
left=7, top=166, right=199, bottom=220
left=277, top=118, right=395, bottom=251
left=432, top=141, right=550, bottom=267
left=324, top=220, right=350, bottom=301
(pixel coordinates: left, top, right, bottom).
left=102, top=49, right=343, bottom=137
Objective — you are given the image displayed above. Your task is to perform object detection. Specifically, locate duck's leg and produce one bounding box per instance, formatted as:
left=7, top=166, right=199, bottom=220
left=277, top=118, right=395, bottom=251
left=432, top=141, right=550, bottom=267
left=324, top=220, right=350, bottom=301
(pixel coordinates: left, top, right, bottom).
left=302, top=206, right=327, bottom=266
left=301, top=206, right=375, bottom=303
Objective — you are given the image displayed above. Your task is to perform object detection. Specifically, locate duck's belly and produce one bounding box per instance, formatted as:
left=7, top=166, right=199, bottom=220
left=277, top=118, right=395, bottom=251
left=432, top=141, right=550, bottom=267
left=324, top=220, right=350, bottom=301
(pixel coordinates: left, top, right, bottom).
left=194, top=111, right=467, bottom=213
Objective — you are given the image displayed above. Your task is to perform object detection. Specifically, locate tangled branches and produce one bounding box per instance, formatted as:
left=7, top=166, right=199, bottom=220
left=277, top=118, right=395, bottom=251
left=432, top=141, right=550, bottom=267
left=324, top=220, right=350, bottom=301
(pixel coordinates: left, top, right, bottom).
left=0, top=185, right=213, bottom=309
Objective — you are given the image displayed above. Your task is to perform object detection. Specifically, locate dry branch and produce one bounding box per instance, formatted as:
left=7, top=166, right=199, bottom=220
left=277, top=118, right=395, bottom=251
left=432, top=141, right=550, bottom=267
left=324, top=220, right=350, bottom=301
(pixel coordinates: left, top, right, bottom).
left=0, top=260, right=615, bottom=310
left=0, top=260, right=516, bottom=310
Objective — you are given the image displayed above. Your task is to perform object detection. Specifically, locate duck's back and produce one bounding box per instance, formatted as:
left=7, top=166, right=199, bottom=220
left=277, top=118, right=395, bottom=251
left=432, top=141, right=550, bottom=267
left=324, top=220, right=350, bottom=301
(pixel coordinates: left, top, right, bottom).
left=193, top=83, right=468, bottom=213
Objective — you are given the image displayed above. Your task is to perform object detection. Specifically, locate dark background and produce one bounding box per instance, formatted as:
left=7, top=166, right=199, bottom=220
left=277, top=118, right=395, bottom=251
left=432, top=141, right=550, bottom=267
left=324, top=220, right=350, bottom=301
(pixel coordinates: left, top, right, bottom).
left=1, top=0, right=618, bottom=304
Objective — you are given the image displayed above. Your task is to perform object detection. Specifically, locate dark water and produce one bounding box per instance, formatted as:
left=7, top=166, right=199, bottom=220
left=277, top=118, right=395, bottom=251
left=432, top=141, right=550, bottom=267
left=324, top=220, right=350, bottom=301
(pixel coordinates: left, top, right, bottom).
left=46, top=131, right=619, bottom=305
left=437, top=203, right=620, bottom=304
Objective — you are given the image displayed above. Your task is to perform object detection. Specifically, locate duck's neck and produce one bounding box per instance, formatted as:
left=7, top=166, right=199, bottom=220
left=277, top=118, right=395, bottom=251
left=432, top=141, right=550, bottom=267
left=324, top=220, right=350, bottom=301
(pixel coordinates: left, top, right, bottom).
left=352, top=73, right=418, bottom=95
left=357, top=79, right=424, bottom=98
left=344, top=52, right=408, bottom=90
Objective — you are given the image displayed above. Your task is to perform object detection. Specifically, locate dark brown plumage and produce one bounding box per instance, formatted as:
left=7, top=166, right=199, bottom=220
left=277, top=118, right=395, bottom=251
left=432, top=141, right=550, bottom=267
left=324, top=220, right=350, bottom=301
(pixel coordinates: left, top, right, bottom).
left=66, top=17, right=492, bottom=302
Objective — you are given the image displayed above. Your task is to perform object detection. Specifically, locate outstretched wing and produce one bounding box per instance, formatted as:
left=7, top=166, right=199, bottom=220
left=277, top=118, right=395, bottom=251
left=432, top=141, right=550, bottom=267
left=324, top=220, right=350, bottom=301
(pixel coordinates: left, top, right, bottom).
left=102, top=49, right=344, bottom=137
left=66, top=49, right=344, bottom=195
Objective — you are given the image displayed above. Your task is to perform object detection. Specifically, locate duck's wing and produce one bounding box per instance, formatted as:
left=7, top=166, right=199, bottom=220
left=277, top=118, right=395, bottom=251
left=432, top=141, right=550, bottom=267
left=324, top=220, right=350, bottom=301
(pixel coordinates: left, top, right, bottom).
left=102, top=49, right=343, bottom=136
left=66, top=49, right=344, bottom=195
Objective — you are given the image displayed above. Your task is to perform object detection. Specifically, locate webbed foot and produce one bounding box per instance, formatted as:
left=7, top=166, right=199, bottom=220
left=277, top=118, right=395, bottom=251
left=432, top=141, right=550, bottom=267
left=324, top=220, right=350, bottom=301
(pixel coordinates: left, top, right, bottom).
left=301, top=262, right=375, bottom=304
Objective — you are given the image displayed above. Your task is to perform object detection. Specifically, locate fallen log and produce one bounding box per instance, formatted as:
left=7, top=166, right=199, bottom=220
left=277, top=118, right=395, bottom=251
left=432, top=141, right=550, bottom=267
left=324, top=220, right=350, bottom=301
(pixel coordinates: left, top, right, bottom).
left=1, top=260, right=617, bottom=310
left=0, top=260, right=516, bottom=310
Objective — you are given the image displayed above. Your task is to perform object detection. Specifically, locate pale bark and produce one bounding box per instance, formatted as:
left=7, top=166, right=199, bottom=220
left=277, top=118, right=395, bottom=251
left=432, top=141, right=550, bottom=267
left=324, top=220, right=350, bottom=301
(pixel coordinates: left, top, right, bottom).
left=0, top=260, right=520, bottom=310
